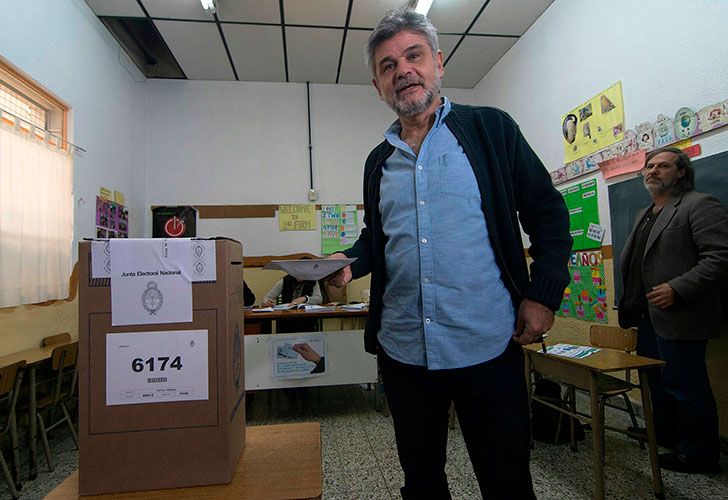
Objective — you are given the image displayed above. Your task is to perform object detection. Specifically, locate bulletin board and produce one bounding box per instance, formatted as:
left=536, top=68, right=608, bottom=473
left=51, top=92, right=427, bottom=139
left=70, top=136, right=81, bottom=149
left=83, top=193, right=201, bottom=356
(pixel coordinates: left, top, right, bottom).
left=96, top=196, right=129, bottom=238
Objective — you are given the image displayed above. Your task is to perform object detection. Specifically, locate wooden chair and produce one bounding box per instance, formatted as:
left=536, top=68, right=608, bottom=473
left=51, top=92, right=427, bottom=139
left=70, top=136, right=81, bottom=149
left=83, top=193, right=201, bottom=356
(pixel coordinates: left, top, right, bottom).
left=19, top=342, right=79, bottom=472
left=589, top=325, right=638, bottom=381
left=0, top=360, right=26, bottom=499
left=541, top=328, right=644, bottom=451
left=530, top=352, right=644, bottom=453
left=41, top=333, right=71, bottom=348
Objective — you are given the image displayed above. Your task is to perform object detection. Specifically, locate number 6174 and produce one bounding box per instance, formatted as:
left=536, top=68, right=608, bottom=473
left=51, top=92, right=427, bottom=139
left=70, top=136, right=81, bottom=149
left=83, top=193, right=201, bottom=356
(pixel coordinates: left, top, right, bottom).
left=131, top=356, right=182, bottom=372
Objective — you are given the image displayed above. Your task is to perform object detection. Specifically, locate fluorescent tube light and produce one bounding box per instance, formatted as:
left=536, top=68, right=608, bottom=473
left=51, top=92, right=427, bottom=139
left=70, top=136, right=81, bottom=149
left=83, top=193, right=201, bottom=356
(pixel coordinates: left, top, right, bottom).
left=200, top=0, right=216, bottom=14
left=414, top=0, right=434, bottom=15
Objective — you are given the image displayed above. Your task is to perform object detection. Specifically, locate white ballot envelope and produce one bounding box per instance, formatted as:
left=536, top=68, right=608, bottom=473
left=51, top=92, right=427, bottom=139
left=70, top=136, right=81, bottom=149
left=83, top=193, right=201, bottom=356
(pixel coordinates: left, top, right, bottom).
left=263, top=258, right=356, bottom=281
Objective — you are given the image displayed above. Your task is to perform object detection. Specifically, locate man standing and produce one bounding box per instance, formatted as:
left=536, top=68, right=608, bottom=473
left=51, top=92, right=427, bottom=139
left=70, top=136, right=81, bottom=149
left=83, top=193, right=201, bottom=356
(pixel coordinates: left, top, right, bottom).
left=619, top=146, right=728, bottom=474
left=328, top=7, right=571, bottom=498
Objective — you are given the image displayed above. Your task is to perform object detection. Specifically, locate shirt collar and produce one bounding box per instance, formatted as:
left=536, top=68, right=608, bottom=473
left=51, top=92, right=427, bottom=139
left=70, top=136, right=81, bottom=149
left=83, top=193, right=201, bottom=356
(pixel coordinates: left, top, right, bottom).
left=383, top=95, right=451, bottom=142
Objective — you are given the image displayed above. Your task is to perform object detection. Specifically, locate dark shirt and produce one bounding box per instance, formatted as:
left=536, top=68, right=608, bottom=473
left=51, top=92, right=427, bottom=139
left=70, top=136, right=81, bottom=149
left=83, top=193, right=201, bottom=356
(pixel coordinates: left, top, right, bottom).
left=622, top=207, right=658, bottom=312
left=243, top=281, right=256, bottom=306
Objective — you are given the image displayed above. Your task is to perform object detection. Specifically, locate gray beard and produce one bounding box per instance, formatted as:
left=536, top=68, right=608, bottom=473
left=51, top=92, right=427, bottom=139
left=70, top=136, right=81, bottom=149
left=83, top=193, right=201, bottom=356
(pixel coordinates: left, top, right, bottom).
left=385, top=73, right=441, bottom=117
left=643, top=177, right=678, bottom=196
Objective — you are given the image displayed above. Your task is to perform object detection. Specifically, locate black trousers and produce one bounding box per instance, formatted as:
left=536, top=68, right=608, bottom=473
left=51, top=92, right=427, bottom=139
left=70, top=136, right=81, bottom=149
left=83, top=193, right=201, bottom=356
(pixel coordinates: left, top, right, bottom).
left=636, top=316, right=720, bottom=462
left=379, top=342, right=535, bottom=500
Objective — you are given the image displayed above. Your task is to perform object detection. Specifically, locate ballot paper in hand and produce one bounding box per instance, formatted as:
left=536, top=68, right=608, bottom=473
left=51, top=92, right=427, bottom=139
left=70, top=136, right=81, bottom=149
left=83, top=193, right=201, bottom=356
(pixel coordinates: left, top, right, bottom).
left=263, top=258, right=356, bottom=281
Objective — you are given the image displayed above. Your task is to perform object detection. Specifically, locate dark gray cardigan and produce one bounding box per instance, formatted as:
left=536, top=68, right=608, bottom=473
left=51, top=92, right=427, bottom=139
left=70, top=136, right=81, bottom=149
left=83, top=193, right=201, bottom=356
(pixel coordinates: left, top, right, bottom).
left=344, top=103, right=572, bottom=354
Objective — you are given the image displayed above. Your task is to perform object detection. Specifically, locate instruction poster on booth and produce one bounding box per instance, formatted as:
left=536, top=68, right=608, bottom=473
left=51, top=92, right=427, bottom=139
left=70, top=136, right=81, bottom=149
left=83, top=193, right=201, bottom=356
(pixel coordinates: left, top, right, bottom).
left=109, top=239, right=194, bottom=326
left=105, top=329, right=209, bottom=406
left=271, top=335, right=326, bottom=379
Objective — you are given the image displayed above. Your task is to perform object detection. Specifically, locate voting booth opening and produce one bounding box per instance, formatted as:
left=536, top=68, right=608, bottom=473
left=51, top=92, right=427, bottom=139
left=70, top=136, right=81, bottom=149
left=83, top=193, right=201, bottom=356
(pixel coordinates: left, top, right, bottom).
left=77, top=239, right=246, bottom=495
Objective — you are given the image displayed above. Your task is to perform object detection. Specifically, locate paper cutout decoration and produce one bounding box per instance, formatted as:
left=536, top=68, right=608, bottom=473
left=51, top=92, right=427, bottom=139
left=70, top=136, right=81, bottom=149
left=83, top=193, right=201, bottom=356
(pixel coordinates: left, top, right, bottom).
left=674, top=107, right=698, bottom=139
left=697, top=103, right=726, bottom=133
left=653, top=114, right=676, bottom=147
left=636, top=122, right=655, bottom=150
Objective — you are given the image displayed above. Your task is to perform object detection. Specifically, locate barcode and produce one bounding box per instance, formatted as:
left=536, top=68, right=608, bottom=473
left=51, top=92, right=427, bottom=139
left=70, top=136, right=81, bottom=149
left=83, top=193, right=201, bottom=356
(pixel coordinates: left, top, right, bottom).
left=147, top=377, right=168, bottom=383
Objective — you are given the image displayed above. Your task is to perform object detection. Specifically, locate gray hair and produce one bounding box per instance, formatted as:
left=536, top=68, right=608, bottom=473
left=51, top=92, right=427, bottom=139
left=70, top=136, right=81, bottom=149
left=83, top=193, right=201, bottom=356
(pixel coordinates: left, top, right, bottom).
left=644, top=146, right=695, bottom=193
left=365, top=6, right=439, bottom=75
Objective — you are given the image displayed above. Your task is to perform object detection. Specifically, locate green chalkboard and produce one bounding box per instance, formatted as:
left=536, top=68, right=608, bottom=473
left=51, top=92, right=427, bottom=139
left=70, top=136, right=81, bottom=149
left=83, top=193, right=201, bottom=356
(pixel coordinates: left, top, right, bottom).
left=608, top=150, right=728, bottom=302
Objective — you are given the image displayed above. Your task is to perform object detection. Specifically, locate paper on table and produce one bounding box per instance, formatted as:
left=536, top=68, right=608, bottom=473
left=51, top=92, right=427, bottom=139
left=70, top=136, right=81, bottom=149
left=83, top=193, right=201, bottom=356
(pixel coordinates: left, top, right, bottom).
left=251, top=307, right=274, bottom=312
left=263, top=258, right=356, bottom=281
left=341, top=303, right=367, bottom=310
left=546, top=343, right=601, bottom=358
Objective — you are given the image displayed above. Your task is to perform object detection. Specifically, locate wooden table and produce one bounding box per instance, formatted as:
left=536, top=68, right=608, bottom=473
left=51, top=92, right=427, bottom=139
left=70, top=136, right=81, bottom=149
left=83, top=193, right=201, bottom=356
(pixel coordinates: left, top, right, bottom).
left=45, top=422, right=322, bottom=499
left=244, top=306, right=368, bottom=335
left=0, top=345, right=60, bottom=479
left=523, top=344, right=665, bottom=500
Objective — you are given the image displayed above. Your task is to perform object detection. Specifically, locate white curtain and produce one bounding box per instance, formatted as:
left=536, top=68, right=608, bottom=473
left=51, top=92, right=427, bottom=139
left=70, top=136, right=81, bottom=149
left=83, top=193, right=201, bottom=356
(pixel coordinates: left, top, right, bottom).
left=0, top=124, right=73, bottom=308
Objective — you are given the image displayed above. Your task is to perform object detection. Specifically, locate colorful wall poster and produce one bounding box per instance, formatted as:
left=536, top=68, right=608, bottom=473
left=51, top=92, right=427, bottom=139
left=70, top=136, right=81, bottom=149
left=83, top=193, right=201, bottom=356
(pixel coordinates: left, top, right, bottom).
left=560, top=179, right=600, bottom=251
left=95, top=195, right=129, bottom=238
left=278, top=204, right=317, bottom=231
left=320, top=204, right=358, bottom=255
left=557, top=250, right=608, bottom=324
left=562, top=81, right=625, bottom=164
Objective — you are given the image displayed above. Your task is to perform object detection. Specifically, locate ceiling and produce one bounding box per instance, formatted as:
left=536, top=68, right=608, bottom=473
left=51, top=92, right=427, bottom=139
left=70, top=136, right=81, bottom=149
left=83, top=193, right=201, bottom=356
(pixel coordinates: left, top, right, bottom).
left=84, top=0, right=553, bottom=88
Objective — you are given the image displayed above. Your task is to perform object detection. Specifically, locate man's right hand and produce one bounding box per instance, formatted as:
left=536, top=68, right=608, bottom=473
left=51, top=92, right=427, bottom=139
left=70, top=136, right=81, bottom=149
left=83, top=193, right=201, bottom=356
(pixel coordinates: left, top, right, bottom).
left=326, top=252, right=352, bottom=287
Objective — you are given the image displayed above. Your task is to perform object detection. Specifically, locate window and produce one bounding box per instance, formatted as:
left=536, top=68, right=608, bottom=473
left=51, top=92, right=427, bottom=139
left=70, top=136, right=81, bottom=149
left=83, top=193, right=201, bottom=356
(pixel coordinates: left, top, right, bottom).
left=0, top=57, right=73, bottom=308
left=0, top=57, right=66, bottom=146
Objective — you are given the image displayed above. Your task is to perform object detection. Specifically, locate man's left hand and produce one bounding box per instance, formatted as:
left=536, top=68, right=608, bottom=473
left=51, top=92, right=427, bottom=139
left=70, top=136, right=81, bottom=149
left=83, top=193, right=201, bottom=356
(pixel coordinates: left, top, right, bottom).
left=512, top=299, right=554, bottom=345
left=646, top=283, right=675, bottom=309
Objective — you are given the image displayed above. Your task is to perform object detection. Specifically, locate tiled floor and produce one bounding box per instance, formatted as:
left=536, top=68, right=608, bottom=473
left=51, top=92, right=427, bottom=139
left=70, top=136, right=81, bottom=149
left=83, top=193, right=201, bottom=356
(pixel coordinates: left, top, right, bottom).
left=246, top=386, right=728, bottom=499
left=4, top=385, right=728, bottom=499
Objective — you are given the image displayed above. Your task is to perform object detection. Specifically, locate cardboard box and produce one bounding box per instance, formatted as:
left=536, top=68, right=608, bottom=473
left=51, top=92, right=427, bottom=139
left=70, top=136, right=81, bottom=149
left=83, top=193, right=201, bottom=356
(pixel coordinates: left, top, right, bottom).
left=77, top=239, right=246, bottom=495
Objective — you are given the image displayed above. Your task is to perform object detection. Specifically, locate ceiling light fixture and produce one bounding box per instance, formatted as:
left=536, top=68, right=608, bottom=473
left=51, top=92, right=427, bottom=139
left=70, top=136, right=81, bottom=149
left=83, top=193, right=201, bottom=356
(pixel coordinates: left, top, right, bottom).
left=414, top=0, right=434, bottom=15
left=199, top=0, right=217, bottom=14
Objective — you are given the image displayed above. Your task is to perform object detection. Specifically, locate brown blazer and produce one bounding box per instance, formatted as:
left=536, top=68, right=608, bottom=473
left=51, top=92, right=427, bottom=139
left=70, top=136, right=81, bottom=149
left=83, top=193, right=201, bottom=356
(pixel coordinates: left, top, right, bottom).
left=618, top=190, right=728, bottom=339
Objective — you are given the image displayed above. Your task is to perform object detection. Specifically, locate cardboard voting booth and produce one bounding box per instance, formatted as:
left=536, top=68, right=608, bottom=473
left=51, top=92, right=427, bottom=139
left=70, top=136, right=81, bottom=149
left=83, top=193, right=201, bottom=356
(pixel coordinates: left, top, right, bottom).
left=77, top=239, right=246, bottom=495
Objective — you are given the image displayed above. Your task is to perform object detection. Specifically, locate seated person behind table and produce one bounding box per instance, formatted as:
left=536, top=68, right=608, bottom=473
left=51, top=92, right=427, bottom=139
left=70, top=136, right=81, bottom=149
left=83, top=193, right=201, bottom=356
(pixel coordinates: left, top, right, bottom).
left=243, top=281, right=256, bottom=307
left=262, top=275, right=323, bottom=307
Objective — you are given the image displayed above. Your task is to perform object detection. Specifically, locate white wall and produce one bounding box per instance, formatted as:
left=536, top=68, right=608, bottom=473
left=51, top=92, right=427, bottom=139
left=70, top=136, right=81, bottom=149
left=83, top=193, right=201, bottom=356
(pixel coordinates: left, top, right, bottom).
left=142, top=80, right=473, bottom=255
left=0, top=0, right=145, bottom=254
left=471, top=0, right=728, bottom=245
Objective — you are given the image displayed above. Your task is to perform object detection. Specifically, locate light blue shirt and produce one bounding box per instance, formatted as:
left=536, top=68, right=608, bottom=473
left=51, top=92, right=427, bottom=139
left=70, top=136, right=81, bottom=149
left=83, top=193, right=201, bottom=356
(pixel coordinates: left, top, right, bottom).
left=378, top=97, right=515, bottom=370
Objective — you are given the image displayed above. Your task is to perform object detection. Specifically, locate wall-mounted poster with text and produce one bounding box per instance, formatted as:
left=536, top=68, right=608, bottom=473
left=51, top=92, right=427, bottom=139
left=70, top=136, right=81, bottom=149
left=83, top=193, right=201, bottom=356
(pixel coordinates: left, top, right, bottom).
left=562, top=81, right=625, bottom=164
left=321, top=204, right=358, bottom=255
left=560, top=179, right=601, bottom=251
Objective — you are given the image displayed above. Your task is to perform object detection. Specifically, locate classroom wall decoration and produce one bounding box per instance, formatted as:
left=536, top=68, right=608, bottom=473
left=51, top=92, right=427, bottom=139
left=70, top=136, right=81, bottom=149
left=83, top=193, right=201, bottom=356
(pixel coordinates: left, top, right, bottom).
left=320, top=204, right=358, bottom=255
left=278, top=204, right=317, bottom=231
left=96, top=196, right=128, bottom=238
left=562, top=81, right=625, bottom=164
left=557, top=250, right=608, bottom=324
left=559, top=179, right=602, bottom=251
left=552, top=96, right=728, bottom=186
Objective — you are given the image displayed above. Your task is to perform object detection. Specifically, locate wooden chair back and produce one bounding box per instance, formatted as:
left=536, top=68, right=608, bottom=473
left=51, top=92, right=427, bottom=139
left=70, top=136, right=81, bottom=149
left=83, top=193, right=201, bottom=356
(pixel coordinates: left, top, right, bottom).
left=51, top=342, right=78, bottom=371
left=589, top=325, right=637, bottom=353
left=42, top=332, right=71, bottom=348
left=0, top=361, right=26, bottom=397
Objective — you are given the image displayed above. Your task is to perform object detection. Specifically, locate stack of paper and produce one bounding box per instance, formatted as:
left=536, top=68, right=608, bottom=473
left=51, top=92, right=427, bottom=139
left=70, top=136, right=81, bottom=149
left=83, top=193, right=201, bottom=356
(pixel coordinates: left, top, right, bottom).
left=341, top=303, right=367, bottom=311
left=546, top=344, right=601, bottom=358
